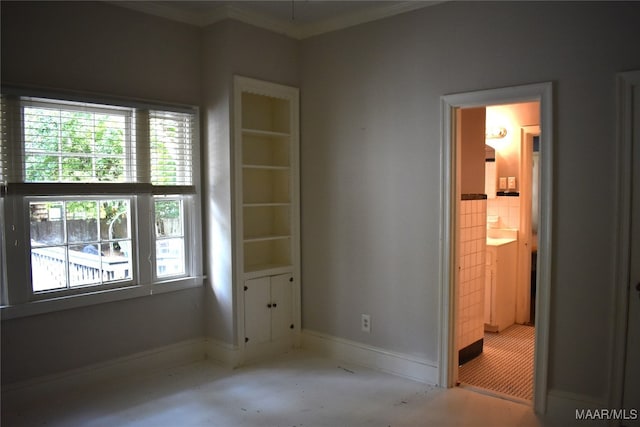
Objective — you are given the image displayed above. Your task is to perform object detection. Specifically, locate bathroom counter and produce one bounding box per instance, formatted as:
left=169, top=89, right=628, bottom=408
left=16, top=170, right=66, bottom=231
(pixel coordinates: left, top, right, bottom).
left=486, top=237, right=517, bottom=246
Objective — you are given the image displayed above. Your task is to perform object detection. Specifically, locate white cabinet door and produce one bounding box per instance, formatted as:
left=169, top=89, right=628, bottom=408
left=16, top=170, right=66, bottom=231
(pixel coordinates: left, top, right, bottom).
left=244, top=277, right=271, bottom=345
left=270, top=273, right=293, bottom=342
left=244, top=274, right=293, bottom=347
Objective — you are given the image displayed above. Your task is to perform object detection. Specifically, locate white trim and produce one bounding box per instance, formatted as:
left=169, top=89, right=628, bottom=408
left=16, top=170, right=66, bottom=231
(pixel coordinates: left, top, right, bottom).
left=439, top=82, right=553, bottom=414
left=233, top=76, right=301, bottom=363
left=2, top=338, right=205, bottom=408
left=204, top=338, right=243, bottom=368
left=226, top=4, right=299, bottom=39
left=302, top=329, right=438, bottom=384
left=298, top=2, right=443, bottom=39
left=0, top=277, right=203, bottom=320
left=609, top=70, right=640, bottom=410
left=110, top=1, right=441, bottom=39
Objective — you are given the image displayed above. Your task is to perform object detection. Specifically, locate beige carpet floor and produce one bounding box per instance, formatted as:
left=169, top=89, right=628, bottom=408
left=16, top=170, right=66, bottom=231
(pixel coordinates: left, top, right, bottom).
left=459, top=324, right=535, bottom=401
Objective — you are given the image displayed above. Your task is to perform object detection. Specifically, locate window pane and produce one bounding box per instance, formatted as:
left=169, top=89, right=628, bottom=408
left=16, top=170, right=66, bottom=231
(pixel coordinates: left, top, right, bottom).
left=31, top=247, right=67, bottom=292
left=23, top=102, right=129, bottom=183
left=101, top=241, right=132, bottom=282
left=99, top=200, right=130, bottom=240
left=66, top=201, right=98, bottom=243
left=30, top=201, right=65, bottom=246
left=156, top=238, right=185, bottom=277
left=155, top=198, right=185, bottom=277
left=150, top=111, right=193, bottom=186
left=29, top=198, right=133, bottom=292
left=155, top=200, right=183, bottom=237
left=69, top=243, right=102, bottom=287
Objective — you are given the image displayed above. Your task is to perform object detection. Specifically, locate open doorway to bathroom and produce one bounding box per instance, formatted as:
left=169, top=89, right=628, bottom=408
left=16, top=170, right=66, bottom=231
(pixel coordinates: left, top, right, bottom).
left=439, top=83, right=553, bottom=413
left=455, top=102, right=539, bottom=403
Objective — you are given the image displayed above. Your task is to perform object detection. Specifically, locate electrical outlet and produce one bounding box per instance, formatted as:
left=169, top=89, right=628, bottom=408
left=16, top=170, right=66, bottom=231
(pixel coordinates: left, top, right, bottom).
left=361, top=314, right=371, bottom=333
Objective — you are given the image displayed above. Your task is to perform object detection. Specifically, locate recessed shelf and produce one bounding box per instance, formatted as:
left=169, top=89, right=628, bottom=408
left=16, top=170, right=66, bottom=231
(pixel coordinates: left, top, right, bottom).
left=244, top=263, right=292, bottom=277
left=242, top=132, right=289, bottom=167
left=241, top=92, right=290, bottom=134
left=243, top=164, right=290, bottom=171
left=242, top=128, right=290, bottom=138
left=243, top=168, right=290, bottom=204
left=243, top=202, right=290, bottom=207
left=243, top=205, right=290, bottom=239
left=244, top=238, right=291, bottom=273
left=244, top=235, right=291, bottom=243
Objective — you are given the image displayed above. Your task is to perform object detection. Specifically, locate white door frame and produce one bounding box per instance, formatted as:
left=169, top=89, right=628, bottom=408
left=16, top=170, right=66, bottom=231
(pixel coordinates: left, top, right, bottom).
left=609, top=70, right=640, bottom=410
left=438, top=82, right=553, bottom=414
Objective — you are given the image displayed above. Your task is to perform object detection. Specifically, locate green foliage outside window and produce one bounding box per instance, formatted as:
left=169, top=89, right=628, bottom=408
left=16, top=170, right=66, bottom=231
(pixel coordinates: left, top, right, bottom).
left=24, top=108, right=125, bottom=182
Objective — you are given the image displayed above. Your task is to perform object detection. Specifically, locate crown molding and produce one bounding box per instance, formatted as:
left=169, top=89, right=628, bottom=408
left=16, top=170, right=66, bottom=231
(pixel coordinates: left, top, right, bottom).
left=298, top=1, right=442, bottom=39
left=224, top=4, right=300, bottom=39
left=108, top=1, right=209, bottom=27
left=109, top=1, right=442, bottom=40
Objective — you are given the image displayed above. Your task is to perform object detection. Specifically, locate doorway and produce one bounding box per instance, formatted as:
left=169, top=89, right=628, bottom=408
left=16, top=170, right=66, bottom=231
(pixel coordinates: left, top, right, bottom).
left=438, top=83, right=553, bottom=414
left=456, top=102, right=538, bottom=402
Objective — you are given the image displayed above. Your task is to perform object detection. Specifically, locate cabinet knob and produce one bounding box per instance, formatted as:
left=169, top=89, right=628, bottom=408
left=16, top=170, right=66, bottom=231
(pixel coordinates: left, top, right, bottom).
left=289, top=277, right=293, bottom=282
left=273, top=303, right=278, bottom=308
left=267, top=303, right=272, bottom=308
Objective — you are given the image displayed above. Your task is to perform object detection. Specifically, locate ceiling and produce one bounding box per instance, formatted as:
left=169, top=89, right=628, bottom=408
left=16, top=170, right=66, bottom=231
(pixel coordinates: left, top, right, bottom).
left=113, top=1, right=441, bottom=39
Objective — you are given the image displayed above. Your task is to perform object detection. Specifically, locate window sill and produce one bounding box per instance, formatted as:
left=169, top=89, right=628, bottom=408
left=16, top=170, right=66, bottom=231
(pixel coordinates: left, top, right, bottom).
left=0, top=277, right=204, bottom=320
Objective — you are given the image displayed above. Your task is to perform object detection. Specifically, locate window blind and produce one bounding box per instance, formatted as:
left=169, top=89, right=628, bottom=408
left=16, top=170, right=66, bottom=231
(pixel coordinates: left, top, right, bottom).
left=0, top=93, right=197, bottom=195
left=149, top=110, right=194, bottom=187
left=0, top=98, right=7, bottom=185
left=21, top=98, right=134, bottom=184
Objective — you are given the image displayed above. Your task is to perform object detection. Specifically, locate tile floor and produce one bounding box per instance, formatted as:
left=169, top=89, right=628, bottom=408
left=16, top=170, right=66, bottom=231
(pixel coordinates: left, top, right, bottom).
left=3, top=350, right=549, bottom=427
left=459, top=324, right=535, bottom=401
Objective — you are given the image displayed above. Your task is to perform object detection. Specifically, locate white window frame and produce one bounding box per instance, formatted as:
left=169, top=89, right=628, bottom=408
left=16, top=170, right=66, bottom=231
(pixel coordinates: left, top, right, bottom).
left=0, top=89, right=203, bottom=319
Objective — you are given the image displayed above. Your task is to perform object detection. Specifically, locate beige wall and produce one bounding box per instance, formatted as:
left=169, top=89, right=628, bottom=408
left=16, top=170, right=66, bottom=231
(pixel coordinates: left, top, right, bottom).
left=1, top=1, right=201, bottom=106
left=2, top=0, right=640, bottom=416
left=300, top=1, right=640, bottom=405
left=487, top=101, right=540, bottom=191
left=0, top=1, right=205, bottom=384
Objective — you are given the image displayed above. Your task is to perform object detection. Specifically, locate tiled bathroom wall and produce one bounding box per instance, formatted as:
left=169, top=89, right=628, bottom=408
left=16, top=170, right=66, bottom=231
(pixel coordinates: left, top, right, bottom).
left=457, top=197, right=487, bottom=353
left=487, top=195, right=520, bottom=229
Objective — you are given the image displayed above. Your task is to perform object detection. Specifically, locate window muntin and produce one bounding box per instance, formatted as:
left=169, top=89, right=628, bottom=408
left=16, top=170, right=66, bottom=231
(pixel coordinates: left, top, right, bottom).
left=29, top=198, right=133, bottom=292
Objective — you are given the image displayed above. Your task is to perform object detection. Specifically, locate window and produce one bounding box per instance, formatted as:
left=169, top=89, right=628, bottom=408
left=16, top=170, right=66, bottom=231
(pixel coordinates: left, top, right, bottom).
left=1, top=91, right=202, bottom=315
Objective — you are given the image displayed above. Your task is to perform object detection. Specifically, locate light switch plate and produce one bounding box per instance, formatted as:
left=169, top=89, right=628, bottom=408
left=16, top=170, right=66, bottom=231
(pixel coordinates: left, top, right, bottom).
left=508, top=176, right=516, bottom=190
left=499, top=177, right=507, bottom=190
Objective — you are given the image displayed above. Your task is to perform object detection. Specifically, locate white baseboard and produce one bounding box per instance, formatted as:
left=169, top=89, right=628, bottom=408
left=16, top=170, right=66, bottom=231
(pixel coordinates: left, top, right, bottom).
left=545, top=389, right=609, bottom=426
left=301, top=329, right=438, bottom=384
left=204, top=338, right=242, bottom=367
left=2, top=338, right=205, bottom=407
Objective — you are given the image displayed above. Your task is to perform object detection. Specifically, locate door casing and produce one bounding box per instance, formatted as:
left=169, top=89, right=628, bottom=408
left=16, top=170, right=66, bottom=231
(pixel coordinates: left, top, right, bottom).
left=438, top=82, right=553, bottom=414
left=610, top=70, right=640, bottom=411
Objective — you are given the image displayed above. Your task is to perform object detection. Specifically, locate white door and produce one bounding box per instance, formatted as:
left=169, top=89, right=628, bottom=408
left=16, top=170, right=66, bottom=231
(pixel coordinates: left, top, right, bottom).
left=623, top=71, right=640, bottom=416
left=270, top=273, right=293, bottom=342
left=244, top=277, right=271, bottom=345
